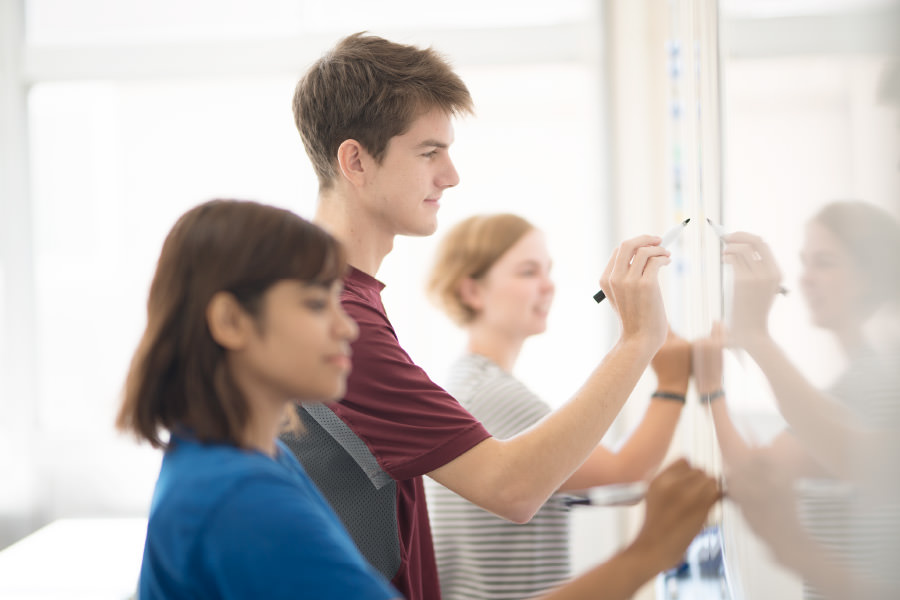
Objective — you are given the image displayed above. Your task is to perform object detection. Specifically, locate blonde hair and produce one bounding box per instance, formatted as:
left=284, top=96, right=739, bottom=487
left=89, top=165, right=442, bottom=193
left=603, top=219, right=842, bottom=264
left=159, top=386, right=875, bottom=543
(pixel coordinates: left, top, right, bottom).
left=427, top=214, right=535, bottom=326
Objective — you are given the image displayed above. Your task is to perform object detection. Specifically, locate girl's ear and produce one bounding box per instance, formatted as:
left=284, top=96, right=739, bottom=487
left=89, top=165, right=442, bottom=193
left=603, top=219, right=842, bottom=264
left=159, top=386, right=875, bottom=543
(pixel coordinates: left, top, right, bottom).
left=458, top=277, right=484, bottom=313
left=206, top=292, right=253, bottom=350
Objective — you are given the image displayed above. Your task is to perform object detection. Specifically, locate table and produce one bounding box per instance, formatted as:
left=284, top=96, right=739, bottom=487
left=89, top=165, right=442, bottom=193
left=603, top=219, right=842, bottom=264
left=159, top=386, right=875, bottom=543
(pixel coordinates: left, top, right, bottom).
left=0, top=517, right=147, bottom=600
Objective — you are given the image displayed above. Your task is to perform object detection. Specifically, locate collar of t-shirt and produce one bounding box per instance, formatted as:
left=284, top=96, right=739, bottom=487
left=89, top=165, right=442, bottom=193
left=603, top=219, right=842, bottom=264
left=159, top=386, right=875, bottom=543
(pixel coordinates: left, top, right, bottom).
left=346, top=265, right=386, bottom=293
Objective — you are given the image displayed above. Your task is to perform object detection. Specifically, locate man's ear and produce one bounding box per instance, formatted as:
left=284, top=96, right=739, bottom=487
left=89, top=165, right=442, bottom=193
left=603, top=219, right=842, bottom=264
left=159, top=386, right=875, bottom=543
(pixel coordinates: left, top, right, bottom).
left=458, top=277, right=484, bottom=313
left=206, top=292, right=252, bottom=350
left=336, top=139, right=370, bottom=187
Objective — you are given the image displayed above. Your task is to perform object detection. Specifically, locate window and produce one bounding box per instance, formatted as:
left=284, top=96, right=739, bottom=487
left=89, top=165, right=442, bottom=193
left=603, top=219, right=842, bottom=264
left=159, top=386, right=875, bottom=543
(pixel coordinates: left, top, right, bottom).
left=3, top=2, right=611, bottom=537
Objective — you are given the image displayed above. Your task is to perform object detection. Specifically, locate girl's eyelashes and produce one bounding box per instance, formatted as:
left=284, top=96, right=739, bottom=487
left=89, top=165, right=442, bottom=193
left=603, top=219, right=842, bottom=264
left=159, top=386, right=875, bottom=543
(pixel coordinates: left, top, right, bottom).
left=303, top=295, right=329, bottom=311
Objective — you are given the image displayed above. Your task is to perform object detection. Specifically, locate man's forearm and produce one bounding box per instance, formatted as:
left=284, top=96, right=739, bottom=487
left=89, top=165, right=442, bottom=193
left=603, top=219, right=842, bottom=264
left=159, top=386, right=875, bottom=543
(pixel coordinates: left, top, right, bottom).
left=491, top=336, right=658, bottom=519
left=428, top=335, right=657, bottom=523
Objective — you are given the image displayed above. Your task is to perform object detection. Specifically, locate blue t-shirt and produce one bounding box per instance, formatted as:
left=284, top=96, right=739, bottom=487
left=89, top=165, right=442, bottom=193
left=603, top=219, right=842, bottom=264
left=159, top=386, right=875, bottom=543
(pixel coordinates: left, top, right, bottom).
left=138, top=434, right=399, bottom=599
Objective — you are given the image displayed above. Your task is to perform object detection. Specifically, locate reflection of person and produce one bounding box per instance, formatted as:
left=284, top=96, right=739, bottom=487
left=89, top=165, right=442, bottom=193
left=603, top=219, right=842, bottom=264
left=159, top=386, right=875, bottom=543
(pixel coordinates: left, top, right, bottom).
left=279, top=33, right=687, bottom=600
left=425, top=214, right=688, bottom=600
left=694, top=200, right=900, bottom=599
left=116, top=200, right=398, bottom=599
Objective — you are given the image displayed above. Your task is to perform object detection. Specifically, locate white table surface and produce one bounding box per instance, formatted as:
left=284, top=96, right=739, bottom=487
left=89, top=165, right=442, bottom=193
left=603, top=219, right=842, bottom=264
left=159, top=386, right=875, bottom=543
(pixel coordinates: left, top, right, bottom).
left=0, top=517, right=147, bottom=600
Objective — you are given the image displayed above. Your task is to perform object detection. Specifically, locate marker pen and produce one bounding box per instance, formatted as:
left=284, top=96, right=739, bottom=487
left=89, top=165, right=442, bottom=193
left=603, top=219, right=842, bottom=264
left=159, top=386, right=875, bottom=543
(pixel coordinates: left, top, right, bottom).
left=564, top=480, right=648, bottom=507
left=593, top=218, right=691, bottom=303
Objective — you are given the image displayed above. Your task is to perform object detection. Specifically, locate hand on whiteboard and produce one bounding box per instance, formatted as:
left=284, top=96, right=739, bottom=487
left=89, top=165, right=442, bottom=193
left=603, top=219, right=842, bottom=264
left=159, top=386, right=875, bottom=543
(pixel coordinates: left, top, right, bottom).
left=722, top=232, right=784, bottom=346
left=598, top=235, right=671, bottom=354
left=628, top=459, right=721, bottom=570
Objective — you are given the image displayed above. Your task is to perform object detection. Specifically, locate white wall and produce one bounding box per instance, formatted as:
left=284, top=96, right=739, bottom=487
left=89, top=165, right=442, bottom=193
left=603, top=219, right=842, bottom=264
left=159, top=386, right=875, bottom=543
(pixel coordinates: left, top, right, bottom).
left=0, top=0, right=616, bottom=545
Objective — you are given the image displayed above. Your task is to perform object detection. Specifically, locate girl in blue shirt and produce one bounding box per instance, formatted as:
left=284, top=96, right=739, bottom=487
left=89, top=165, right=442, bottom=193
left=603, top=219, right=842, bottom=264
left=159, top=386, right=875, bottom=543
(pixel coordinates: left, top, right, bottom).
left=116, top=199, right=399, bottom=599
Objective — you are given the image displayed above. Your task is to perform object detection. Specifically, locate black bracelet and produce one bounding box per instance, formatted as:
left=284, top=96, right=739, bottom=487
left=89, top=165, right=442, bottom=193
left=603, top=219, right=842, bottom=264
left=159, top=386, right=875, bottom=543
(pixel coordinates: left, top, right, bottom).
left=700, top=389, right=725, bottom=404
left=651, top=391, right=686, bottom=404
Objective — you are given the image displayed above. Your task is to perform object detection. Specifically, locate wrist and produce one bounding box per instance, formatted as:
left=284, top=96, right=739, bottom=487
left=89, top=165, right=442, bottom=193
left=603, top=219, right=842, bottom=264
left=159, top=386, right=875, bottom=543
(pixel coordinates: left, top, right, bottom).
left=652, top=391, right=686, bottom=404
left=615, top=541, right=664, bottom=590
left=615, top=334, right=661, bottom=362
left=654, top=380, right=689, bottom=396
left=696, top=380, right=723, bottom=396
left=699, top=389, right=724, bottom=404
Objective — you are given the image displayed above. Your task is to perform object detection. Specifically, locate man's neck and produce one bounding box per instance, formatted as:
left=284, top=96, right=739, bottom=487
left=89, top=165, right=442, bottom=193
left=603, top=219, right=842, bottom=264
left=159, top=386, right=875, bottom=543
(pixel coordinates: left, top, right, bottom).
left=314, top=190, right=394, bottom=277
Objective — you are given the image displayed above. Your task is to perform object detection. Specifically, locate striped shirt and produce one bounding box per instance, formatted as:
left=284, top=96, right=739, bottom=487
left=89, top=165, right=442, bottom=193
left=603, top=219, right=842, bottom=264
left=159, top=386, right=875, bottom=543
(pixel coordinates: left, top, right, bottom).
left=426, top=354, right=574, bottom=600
left=796, top=348, right=900, bottom=599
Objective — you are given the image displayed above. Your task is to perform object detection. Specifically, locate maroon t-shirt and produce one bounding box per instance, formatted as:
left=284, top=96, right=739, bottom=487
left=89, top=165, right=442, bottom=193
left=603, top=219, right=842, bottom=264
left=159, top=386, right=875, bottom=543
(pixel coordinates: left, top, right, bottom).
left=332, top=267, right=491, bottom=600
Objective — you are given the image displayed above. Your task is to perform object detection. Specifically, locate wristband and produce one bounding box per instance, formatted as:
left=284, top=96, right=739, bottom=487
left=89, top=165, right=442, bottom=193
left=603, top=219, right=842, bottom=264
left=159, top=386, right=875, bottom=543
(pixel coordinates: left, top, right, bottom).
left=651, top=391, right=686, bottom=404
left=700, top=389, right=725, bottom=404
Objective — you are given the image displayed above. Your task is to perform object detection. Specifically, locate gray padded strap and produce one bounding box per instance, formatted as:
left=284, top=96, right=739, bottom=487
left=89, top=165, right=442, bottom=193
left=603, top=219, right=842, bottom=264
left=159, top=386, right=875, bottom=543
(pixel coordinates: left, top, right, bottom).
left=283, top=406, right=401, bottom=580
left=301, top=403, right=392, bottom=489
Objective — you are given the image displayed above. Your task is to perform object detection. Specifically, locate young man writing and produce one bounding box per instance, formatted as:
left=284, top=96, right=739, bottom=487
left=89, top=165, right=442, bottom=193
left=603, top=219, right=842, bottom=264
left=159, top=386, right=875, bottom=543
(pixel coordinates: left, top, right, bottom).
left=281, top=32, right=717, bottom=600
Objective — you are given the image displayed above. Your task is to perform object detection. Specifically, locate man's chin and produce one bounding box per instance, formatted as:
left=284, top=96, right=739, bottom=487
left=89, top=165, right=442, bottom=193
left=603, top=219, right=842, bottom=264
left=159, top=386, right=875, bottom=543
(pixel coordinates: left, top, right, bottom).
left=403, top=222, right=439, bottom=237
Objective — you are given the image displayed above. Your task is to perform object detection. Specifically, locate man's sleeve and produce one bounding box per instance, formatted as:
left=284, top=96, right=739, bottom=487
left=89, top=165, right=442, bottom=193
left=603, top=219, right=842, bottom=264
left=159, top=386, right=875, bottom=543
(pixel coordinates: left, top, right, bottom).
left=334, top=297, right=491, bottom=480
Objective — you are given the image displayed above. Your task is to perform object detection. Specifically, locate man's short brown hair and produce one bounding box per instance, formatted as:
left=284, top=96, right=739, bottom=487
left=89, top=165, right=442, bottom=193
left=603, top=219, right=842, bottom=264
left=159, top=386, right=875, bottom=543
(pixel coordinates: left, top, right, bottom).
left=293, top=32, right=474, bottom=189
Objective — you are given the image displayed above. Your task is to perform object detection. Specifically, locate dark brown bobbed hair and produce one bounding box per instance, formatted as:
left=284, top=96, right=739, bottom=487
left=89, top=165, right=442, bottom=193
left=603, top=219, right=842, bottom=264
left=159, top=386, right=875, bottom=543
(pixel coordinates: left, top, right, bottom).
left=427, top=214, right=536, bottom=326
left=293, top=32, right=474, bottom=190
left=116, top=199, right=347, bottom=449
left=810, top=200, right=900, bottom=311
